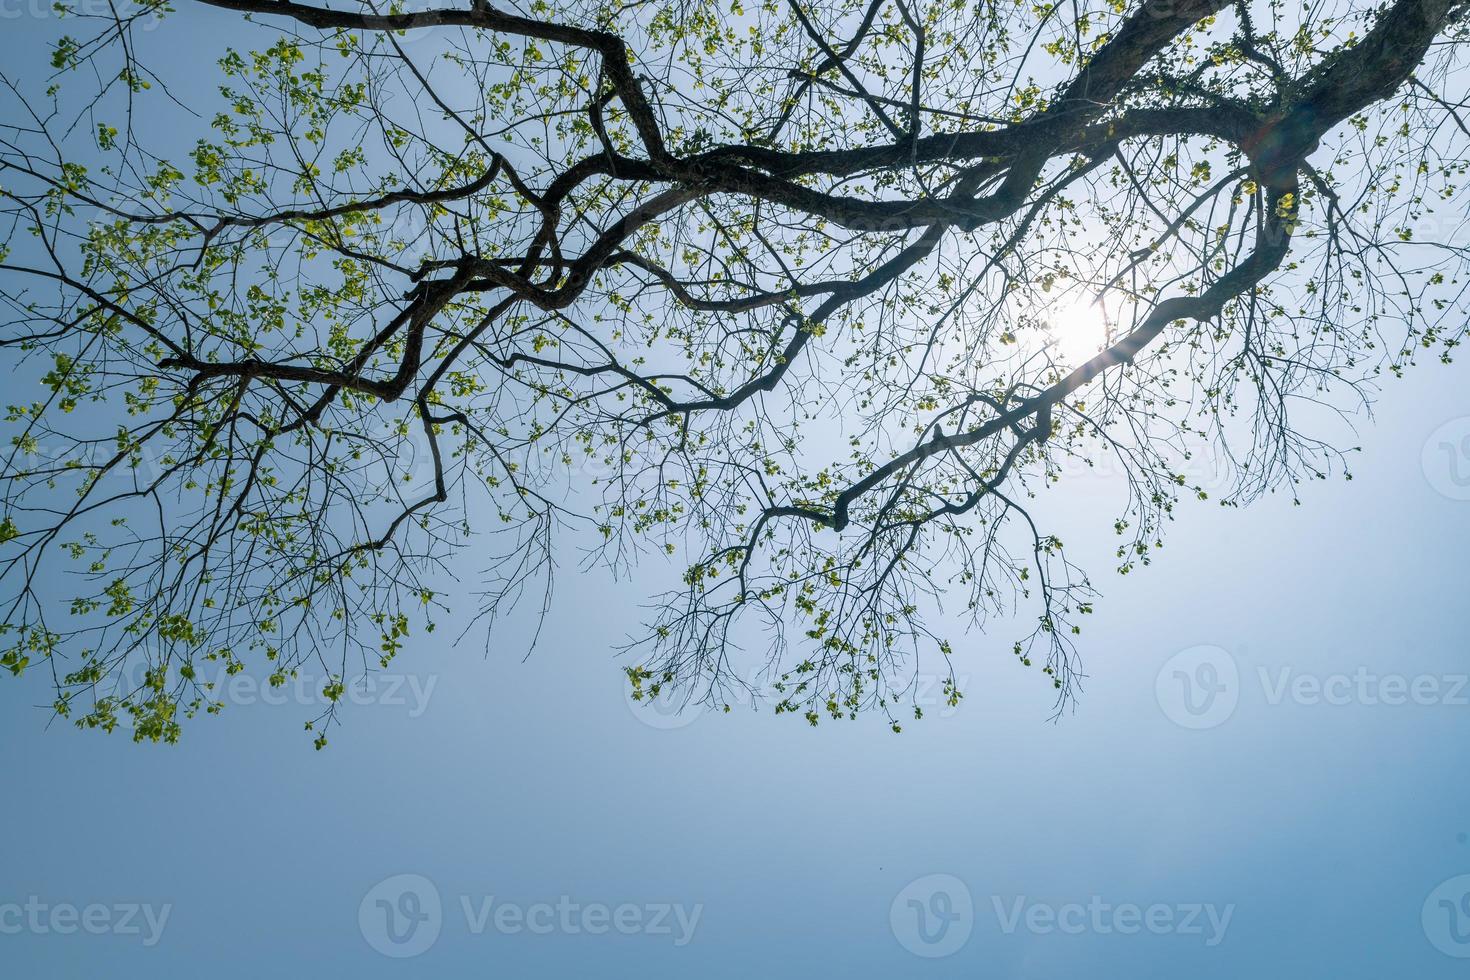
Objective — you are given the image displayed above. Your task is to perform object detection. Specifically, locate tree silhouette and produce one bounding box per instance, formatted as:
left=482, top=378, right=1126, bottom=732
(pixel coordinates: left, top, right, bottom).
left=1, top=0, right=1466, bottom=742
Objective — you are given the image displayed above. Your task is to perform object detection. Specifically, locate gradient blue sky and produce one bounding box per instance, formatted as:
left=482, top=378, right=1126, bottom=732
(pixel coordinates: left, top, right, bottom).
left=3, top=4, right=1470, bottom=977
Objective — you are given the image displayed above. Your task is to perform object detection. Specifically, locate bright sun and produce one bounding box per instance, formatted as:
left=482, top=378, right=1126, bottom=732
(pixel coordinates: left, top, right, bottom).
left=1044, top=298, right=1110, bottom=367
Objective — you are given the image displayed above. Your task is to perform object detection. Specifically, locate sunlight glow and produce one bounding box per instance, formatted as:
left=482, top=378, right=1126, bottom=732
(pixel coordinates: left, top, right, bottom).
left=1044, top=298, right=1110, bottom=368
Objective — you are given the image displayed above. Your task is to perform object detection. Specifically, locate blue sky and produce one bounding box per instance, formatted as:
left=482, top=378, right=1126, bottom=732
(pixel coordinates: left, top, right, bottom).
left=3, top=3, right=1470, bottom=977
left=1, top=329, right=1466, bottom=978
